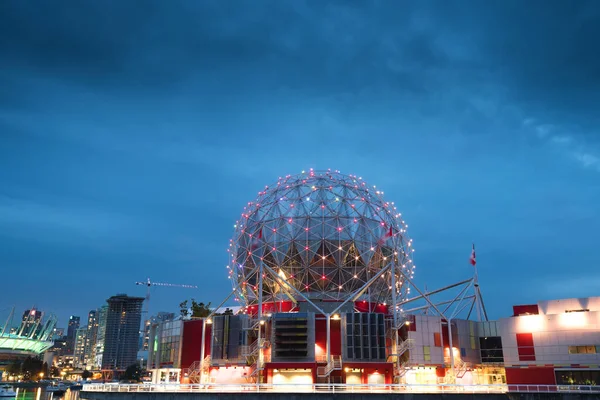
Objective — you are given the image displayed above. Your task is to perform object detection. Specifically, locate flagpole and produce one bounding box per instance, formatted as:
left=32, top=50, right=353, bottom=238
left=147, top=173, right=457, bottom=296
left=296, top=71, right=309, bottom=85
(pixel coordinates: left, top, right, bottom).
left=471, top=243, right=482, bottom=322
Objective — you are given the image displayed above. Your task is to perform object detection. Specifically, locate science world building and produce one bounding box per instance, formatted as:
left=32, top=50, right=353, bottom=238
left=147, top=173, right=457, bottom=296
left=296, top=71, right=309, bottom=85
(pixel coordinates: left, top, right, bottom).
left=146, top=170, right=600, bottom=388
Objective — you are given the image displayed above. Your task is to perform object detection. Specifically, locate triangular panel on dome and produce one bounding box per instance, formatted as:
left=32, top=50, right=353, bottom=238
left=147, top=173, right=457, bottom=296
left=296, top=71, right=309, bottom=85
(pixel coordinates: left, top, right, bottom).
left=344, top=244, right=364, bottom=267
left=298, top=234, right=321, bottom=266
left=289, top=217, right=306, bottom=241
left=336, top=217, right=354, bottom=241
left=261, top=251, right=278, bottom=271
left=306, top=217, right=324, bottom=241
left=265, top=201, right=283, bottom=220
left=324, top=240, right=344, bottom=266
left=354, top=225, right=374, bottom=266
left=283, top=242, right=302, bottom=268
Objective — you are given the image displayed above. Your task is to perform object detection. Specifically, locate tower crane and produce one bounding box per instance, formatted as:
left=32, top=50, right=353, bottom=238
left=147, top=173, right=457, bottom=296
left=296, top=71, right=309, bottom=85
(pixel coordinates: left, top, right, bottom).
left=135, top=277, right=198, bottom=315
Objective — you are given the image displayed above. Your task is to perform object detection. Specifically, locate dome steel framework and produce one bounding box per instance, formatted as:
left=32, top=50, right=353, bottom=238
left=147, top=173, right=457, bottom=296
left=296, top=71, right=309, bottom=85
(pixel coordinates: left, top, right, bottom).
left=227, top=170, right=416, bottom=312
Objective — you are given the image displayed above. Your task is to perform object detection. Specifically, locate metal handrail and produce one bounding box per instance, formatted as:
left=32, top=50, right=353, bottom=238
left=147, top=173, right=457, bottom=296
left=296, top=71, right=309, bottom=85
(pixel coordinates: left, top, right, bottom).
left=81, top=383, right=600, bottom=394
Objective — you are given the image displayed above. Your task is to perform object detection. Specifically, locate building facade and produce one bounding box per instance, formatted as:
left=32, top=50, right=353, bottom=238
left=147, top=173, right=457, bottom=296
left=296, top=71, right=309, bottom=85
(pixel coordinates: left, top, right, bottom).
left=101, top=294, right=144, bottom=371
left=18, top=309, right=43, bottom=338
left=73, top=326, right=88, bottom=369
left=94, top=305, right=108, bottom=368
left=66, top=316, right=80, bottom=354
left=154, top=296, right=600, bottom=387
left=84, top=310, right=99, bottom=369
left=147, top=317, right=183, bottom=383
left=499, top=298, right=600, bottom=386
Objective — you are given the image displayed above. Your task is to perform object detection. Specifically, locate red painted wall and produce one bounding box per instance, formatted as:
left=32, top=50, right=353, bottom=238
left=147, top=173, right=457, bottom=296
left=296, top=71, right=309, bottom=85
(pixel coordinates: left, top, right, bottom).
left=180, top=319, right=212, bottom=370
left=246, top=301, right=296, bottom=316
left=314, top=318, right=342, bottom=356
left=354, top=301, right=389, bottom=314
left=245, top=300, right=391, bottom=316
left=441, top=321, right=459, bottom=348
left=506, top=367, right=555, bottom=385
left=516, top=333, right=536, bottom=361
left=513, top=304, right=539, bottom=316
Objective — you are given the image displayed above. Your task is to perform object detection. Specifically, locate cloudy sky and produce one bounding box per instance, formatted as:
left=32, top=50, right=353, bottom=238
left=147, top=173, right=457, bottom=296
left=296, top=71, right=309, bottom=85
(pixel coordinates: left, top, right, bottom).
left=1, top=0, right=599, bottom=327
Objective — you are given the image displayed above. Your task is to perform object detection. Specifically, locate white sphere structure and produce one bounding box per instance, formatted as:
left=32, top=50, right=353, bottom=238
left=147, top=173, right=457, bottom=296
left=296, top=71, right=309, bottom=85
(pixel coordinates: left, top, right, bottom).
left=227, top=170, right=415, bottom=310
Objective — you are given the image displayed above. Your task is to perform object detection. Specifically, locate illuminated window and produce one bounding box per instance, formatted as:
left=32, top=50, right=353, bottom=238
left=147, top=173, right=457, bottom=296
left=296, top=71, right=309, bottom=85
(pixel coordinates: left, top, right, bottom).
left=423, top=346, right=431, bottom=361
left=568, top=345, right=597, bottom=354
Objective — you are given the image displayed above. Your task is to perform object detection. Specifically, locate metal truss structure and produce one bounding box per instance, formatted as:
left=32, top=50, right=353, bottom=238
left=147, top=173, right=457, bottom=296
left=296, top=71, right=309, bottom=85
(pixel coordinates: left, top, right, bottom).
left=396, top=267, right=488, bottom=382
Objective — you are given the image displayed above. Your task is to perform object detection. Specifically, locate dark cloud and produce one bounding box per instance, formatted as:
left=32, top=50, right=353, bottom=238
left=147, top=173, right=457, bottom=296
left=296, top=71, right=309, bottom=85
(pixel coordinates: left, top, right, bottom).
left=1, top=0, right=600, bottom=323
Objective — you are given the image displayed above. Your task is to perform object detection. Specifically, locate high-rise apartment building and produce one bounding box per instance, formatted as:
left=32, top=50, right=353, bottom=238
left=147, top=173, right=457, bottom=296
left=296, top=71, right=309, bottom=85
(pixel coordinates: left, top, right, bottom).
left=94, top=305, right=108, bottom=368
left=101, top=294, right=144, bottom=370
left=66, top=316, right=80, bottom=354
left=84, top=310, right=99, bottom=367
left=18, top=309, right=42, bottom=338
left=73, top=326, right=88, bottom=368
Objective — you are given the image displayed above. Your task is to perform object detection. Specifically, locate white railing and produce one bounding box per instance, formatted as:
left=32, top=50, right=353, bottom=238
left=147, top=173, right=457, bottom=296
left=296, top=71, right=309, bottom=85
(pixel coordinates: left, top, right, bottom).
left=81, top=383, right=600, bottom=394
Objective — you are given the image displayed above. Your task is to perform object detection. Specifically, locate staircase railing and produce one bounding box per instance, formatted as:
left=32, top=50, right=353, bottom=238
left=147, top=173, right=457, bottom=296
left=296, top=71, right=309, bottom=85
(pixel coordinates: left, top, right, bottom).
left=316, top=355, right=342, bottom=378
left=455, top=359, right=468, bottom=379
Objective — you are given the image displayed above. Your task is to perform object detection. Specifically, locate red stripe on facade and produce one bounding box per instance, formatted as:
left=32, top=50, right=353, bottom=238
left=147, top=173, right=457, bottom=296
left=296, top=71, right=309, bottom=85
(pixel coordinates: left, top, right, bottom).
left=516, top=332, right=536, bottom=361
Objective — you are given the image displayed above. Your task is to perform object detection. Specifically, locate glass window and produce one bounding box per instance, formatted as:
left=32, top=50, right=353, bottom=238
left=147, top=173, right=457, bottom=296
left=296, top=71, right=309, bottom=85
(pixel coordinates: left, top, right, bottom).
left=585, top=346, right=596, bottom=354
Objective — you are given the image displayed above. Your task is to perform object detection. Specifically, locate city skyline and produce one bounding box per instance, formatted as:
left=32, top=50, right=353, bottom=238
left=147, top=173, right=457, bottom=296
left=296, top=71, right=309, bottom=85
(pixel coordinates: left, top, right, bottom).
left=1, top=1, right=600, bottom=325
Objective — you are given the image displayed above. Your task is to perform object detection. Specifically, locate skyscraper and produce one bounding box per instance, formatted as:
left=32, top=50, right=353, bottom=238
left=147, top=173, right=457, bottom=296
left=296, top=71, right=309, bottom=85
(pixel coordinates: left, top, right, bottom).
left=84, top=310, right=98, bottom=367
left=73, top=326, right=88, bottom=368
left=94, top=305, right=108, bottom=368
left=18, top=309, right=42, bottom=338
left=66, top=316, right=80, bottom=354
left=101, top=294, right=144, bottom=370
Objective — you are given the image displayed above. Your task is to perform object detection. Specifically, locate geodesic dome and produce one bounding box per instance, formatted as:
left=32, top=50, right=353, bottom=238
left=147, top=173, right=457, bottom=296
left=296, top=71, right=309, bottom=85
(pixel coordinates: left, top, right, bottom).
left=227, top=170, right=415, bottom=308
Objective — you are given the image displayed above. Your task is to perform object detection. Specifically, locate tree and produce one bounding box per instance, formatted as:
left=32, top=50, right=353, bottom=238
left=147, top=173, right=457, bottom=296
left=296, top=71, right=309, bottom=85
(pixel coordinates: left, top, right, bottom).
left=42, top=362, right=49, bottom=379
left=180, top=299, right=211, bottom=318
left=122, top=364, right=142, bottom=382
left=179, top=300, right=190, bottom=318
left=7, top=360, right=21, bottom=377
left=222, top=308, right=234, bottom=316
left=82, top=370, right=92, bottom=380
left=21, top=356, right=44, bottom=380
left=191, top=300, right=211, bottom=318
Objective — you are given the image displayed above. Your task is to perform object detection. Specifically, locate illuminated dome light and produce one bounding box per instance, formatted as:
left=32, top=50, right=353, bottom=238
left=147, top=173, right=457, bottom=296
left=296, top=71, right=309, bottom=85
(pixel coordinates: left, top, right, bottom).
left=228, top=169, right=414, bottom=310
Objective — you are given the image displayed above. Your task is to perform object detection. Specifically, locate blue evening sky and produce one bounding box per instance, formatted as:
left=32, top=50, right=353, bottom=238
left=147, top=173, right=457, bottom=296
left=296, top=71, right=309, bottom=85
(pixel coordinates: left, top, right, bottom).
left=1, top=1, right=599, bottom=328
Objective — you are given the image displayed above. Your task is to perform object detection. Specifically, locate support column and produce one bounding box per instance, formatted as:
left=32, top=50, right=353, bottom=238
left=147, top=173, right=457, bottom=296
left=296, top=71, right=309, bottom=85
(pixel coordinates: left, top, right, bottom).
left=390, top=261, right=400, bottom=380
left=326, top=313, right=331, bottom=363
left=256, top=260, right=263, bottom=387
left=326, top=313, right=331, bottom=384
left=199, top=318, right=206, bottom=384
left=447, top=319, right=455, bottom=381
